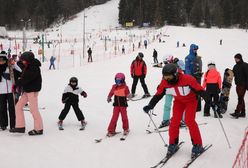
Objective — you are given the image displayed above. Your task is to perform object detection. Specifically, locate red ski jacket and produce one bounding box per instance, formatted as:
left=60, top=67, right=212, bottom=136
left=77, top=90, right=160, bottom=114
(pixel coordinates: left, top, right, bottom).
left=108, top=83, right=130, bottom=107
left=130, top=58, right=147, bottom=77
left=148, top=73, right=205, bottom=108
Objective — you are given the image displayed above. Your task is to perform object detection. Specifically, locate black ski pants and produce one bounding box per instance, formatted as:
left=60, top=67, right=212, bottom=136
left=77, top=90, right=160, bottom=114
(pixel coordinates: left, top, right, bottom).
left=204, top=93, right=219, bottom=115
left=131, top=76, right=149, bottom=95
left=59, top=102, right=85, bottom=121
left=0, top=93, right=16, bottom=129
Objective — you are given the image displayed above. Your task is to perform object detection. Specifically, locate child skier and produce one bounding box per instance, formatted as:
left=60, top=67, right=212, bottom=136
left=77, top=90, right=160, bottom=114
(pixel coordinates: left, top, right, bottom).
left=107, top=73, right=130, bottom=137
left=202, top=62, right=222, bottom=118
left=58, top=77, right=87, bottom=130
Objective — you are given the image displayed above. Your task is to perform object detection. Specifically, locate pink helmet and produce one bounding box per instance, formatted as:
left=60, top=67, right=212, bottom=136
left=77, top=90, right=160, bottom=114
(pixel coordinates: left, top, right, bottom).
left=115, top=72, right=125, bottom=80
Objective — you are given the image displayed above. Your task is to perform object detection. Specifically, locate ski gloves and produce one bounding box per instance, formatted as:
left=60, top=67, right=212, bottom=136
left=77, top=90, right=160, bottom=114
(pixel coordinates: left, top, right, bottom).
left=198, top=90, right=212, bottom=105
left=81, top=91, right=87, bottom=98
left=143, top=105, right=152, bottom=114
left=107, top=97, right=112, bottom=103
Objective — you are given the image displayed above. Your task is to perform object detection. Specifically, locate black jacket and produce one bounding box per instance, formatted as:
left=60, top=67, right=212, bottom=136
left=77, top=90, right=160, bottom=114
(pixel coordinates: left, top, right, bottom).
left=233, top=60, right=248, bottom=90
left=16, top=59, right=42, bottom=92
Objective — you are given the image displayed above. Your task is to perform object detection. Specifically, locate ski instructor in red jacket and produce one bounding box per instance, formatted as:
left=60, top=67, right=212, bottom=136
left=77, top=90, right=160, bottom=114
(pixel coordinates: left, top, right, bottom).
left=130, top=52, right=150, bottom=98
left=143, top=63, right=211, bottom=157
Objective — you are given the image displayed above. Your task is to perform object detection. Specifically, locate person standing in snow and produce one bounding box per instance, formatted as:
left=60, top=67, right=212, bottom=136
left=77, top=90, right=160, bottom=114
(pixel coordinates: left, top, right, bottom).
left=49, top=56, right=56, bottom=70
left=202, top=62, right=222, bottom=118
left=10, top=51, right=43, bottom=135
left=58, top=77, right=87, bottom=128
left=122, top=45, right=125, bottom=54
left=130, top=52, right=150, bottom=98
left=144, top=40, right=148, bottom=49
left=230, top=53, right=248, bottom=118
left=106, top=73, right=130, bottom=136
left=87, top=48, right=93, bottom=62
left=0, top=51, right=22, bottom=130
left=152, top=49, right=158, bottom=64
left=143, top=63, right=211, bottom=157
left=185, top=44, right=203, bottom=112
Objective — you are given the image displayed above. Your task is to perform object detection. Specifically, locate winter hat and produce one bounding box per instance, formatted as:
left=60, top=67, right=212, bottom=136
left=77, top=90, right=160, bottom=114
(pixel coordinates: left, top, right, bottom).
left=207, top=61, right=216, bottom=69
left=234, top=53, right=242, bottom=60
left=21, top=51, right=35, bottom=62
left=0, top=51, right=8, bottom=62
left=207, top=61, right=215, bottom=66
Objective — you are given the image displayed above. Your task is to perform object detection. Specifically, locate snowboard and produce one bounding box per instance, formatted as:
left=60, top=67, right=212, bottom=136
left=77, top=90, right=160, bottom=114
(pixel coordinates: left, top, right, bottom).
left=217, top=68, right=234, bottom=113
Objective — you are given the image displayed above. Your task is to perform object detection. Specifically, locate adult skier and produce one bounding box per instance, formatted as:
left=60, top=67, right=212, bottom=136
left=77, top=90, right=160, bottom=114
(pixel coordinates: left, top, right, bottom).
left=130, top=52, right=150, bottom=98
left=143, top=64, right=211, bottom=157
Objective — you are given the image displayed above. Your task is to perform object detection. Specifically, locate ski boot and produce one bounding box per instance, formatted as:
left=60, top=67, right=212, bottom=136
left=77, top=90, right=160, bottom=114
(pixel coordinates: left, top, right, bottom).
left=80, top=120, right=87, bottom=130
left=142, top=93, right=151, bottom=98
left=214, top=112, right=223, bottom=118
left=158, top=120, right=170, bottom=129
left=167, top=144, right=179, bottom=156
left=58, top=120, right=64, bottom=130
left=1, top=126, right=7, bottom=131
left=180, top=120, right=186, bottom=127
left=123, top=129, right=130, bottom=135
left=106, top=132, right=119, bottom=137
left=130, top=94, right=136, bottom=98
left=191, top=144, right=204, bottom=158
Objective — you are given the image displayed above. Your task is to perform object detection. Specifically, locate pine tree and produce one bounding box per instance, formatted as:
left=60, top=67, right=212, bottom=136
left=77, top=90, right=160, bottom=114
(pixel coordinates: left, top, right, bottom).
left=189, top=0, right=203, bottom=27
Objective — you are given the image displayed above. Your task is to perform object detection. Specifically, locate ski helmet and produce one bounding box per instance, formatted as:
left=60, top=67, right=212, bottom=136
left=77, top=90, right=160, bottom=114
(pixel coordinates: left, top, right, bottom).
left=115, top=72, right=125, bottom=85
left=163, top=54, right=174, bottom=64
left=138, top=52, right=144, bottom=58
left=162, top=64, right=179, bottom=85
left=69, top=77, right=78, bottom=86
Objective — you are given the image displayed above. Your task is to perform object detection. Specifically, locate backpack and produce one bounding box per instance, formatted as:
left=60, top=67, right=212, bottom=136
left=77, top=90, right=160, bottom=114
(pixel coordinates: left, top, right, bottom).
left=192, top=56, right=203, bottom=79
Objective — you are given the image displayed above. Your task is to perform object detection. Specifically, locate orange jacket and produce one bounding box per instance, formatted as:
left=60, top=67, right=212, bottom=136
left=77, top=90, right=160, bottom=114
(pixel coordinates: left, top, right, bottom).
left=202, top=69, right=222, bottom=89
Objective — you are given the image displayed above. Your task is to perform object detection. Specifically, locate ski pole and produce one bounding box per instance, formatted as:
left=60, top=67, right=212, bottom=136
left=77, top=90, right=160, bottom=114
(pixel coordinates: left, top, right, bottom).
left=147, top=110, right=168, bottom=147
left=146, top=111, right=157, bottom=130
left=211, top=105, right=231, bottom=148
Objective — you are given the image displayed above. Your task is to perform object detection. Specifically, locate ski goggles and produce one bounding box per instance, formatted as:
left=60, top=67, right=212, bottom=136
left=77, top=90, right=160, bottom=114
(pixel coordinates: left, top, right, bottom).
left=115, top=78, right=124, bottom=85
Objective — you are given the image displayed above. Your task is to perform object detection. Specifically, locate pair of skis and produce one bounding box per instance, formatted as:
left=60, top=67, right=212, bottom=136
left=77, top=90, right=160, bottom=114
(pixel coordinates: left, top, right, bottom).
left=129, top=94, right=152, bottom=101
left=94, top=132, right=129, bottom=143
left=151, top=142, right=212, bottom=168
left=58, top=122, right=87, bottom=131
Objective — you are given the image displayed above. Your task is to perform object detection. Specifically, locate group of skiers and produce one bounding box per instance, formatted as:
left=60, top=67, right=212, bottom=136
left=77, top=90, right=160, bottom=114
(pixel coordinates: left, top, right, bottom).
left=144, top=43, right=248, bottom=157
left=0, top=42, right=247, bottom=157
left=0, top=51, right=44, bottom=135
